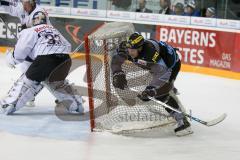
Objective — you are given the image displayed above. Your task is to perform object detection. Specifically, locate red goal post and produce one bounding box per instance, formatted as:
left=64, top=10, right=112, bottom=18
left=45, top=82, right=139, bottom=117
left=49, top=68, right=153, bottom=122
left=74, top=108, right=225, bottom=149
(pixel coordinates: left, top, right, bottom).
left=84, top=22, right=175, bottom=134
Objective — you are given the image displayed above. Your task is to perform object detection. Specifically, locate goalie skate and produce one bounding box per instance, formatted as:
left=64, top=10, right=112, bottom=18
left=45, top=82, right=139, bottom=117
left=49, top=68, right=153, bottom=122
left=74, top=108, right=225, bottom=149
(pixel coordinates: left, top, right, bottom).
left=0, top=103, right=16, bottom=115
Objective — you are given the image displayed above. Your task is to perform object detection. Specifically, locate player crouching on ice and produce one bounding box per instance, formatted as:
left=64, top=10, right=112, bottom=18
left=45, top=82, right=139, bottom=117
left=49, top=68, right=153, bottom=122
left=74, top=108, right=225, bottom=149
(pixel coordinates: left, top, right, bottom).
left=0, top=11, right=84, bottom=115
left=111, top=32, right=193, bottom=136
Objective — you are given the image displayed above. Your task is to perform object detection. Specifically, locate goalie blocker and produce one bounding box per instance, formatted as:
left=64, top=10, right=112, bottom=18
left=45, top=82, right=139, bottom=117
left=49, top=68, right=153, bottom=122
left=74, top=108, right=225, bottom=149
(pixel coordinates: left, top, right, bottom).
left=111, top=32, right=193, bottom=136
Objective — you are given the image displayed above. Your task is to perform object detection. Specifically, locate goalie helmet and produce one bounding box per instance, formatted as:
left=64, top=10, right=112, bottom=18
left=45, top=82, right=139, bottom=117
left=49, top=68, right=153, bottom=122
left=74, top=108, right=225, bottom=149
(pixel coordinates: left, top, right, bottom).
left=32, top=11, right=47, bottom=26
left=126, top=32, right=145, bottom=49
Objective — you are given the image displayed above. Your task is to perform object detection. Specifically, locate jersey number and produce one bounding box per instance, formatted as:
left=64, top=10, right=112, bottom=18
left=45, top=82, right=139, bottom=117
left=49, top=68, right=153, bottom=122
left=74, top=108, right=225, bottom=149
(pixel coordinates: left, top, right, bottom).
left=45, top=34, right=61, bottom=45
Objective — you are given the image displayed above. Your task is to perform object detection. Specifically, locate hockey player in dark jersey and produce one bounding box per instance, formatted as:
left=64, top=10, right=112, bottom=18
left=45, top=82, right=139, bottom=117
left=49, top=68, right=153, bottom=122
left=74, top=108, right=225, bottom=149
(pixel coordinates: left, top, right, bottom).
left=111, top=32, right=193, bottom=136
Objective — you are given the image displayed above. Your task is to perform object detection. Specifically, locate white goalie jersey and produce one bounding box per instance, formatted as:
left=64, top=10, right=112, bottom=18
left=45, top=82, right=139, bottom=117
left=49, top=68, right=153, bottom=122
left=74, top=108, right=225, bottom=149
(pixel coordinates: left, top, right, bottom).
left=13, top=24, right=71, bottom=63
left=2, top=1, right=50, bottom=28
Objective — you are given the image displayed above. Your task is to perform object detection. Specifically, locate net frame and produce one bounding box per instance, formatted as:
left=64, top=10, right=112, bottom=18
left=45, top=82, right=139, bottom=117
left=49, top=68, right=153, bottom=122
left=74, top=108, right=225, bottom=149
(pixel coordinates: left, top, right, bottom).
left=84, top=22, right=176, bottom=133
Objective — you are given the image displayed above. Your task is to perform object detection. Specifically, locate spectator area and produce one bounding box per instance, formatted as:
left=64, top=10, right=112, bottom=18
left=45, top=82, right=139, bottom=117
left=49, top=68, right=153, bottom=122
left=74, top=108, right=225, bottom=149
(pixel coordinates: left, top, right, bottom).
left=35, top=0, right=240, bottom=20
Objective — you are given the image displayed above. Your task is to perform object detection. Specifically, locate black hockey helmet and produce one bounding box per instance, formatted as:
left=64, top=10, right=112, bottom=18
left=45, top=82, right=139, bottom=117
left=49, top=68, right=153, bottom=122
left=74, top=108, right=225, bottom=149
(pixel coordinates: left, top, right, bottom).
left=32, top=11, right=47, bottom=26
left=126, top=32, right=145, bottom=49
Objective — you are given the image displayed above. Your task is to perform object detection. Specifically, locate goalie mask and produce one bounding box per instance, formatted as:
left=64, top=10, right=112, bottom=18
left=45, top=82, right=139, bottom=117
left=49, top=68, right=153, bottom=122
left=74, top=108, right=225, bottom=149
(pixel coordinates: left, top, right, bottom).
left=32, top=11, right=47, bottom=26
left=126, top=32, right=145, bottom=49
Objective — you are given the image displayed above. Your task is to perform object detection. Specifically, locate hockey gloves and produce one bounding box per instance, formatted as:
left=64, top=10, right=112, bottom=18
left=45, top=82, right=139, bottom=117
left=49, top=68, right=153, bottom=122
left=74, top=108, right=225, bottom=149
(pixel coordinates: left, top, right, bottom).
left=138, top=86, right=157, bottom=101
left=112, top=71, right=127, bottom=90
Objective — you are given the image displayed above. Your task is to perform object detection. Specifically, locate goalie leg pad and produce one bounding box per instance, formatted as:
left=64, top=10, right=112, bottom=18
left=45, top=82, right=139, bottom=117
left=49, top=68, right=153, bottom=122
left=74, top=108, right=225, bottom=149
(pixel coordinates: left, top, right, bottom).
left=0, top=76, right=43, bottom=115
left=7, top=74, right=37, bottom=108
left=18, top=61, right=32, bottom=73
left=46, top=80, right=84, bottom=113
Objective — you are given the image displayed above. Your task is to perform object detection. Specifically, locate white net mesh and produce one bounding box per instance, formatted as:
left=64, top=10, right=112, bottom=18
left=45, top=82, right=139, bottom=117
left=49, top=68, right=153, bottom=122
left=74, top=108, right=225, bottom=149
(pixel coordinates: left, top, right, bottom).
left=86, top=22, right=176, bottom=134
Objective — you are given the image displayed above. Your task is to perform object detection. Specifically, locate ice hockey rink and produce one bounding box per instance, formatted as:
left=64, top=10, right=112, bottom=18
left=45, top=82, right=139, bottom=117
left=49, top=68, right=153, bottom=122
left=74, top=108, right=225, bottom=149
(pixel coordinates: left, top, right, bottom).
left=0, top=54, right=240, bottom=160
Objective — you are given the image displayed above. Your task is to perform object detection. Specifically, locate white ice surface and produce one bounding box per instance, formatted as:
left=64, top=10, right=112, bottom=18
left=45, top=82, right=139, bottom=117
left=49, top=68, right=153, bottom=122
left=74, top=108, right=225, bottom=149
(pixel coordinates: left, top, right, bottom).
left=0, top=54, right=239, bottom=160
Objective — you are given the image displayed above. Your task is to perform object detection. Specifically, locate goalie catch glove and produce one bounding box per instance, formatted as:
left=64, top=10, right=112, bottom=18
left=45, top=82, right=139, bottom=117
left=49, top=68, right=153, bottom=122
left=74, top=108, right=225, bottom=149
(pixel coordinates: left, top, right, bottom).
left=112, top=71, right=127, bottom=90
left=138, top=86, right=157, bottom=101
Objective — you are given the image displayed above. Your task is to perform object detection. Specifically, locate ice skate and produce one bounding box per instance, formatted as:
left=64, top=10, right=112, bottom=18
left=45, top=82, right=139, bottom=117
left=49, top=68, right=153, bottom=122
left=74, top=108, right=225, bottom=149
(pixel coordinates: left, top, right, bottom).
left=175, top=117, right=193, bottom=137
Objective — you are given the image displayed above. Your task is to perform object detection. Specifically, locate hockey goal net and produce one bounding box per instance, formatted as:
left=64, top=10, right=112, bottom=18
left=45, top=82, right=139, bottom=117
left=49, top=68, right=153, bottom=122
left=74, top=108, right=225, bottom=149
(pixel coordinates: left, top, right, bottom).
left=84, top=22, right=176, bottom=134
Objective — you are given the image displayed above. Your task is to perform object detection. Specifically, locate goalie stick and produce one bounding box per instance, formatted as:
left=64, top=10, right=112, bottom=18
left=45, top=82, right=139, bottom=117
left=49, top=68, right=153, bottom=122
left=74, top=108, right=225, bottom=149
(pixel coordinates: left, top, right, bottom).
left=72, top=41, right=85, bottom=54
left=0, top=15, right=18, bottom=39
left=129, top=88, right=227, bottom=127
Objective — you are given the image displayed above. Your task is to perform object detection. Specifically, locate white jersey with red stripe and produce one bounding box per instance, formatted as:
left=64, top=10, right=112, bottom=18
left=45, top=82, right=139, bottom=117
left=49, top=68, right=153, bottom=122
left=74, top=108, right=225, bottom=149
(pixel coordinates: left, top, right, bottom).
left=13, top=24, right=71, bottom=63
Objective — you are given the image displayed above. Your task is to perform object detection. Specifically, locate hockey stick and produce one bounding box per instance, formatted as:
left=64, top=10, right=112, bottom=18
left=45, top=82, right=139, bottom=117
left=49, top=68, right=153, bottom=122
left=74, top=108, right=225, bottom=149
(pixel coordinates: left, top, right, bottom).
left=129, top=88, right=227, bottom=127
left=72, top=41, right=85, bottom=55
left=0, top=15, right=18, bottom=39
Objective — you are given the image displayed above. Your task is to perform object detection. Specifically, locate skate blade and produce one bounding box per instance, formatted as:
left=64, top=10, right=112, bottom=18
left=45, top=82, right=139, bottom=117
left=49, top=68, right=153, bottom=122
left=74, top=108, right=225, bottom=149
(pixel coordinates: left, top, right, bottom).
left=0, top=105, right=16, bottom=115
left=175, top=127, right=193, bottom=137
